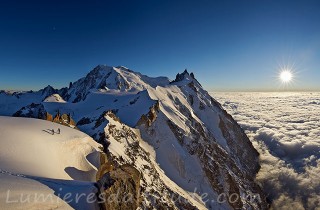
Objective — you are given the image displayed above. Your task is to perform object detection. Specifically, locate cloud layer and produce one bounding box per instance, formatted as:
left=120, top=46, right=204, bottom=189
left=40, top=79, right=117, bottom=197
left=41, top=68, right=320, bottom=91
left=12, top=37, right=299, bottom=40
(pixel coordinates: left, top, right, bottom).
left=211, top=92, right=320, bottom=210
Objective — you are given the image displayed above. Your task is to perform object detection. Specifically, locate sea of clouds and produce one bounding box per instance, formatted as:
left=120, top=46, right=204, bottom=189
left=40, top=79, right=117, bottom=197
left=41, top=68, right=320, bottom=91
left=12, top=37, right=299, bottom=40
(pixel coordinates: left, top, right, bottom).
left=211, top=92, right=320, bottom=210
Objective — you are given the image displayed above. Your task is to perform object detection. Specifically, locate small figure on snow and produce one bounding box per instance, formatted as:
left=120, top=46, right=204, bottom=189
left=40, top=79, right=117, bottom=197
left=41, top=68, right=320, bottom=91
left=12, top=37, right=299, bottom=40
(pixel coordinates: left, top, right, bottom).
left=57, top=128, right=61, bottom=134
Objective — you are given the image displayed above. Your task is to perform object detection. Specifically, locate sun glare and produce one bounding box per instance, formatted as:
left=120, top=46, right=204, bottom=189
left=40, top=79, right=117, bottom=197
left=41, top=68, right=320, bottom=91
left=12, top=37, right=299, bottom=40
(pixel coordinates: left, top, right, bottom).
left=280, top=70, right=293, bottom=83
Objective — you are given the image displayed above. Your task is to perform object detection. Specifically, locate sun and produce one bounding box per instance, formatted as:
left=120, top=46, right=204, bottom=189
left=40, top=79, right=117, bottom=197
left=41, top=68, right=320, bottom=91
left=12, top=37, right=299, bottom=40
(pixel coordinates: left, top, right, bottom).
left=275, top=59, right=299, bottom=88
left=279, top=70, right=293, bottom=83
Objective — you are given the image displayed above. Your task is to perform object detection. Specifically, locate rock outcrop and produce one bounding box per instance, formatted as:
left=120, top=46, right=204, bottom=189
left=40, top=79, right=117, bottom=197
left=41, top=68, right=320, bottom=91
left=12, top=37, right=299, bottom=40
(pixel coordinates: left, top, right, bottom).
left=13, top=104, right=77, bottom=129
left=97, top=165, right=141, bottom=210
left=13, top=103, right=47, bottom=119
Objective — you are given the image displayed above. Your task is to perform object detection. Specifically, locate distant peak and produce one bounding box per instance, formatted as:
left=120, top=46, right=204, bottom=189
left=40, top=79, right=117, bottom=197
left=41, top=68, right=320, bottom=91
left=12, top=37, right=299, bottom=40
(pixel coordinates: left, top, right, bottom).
left=95, top=64, right=110, bottom=69
left=41, top=85, right=57, bottom=98
left=44, top=85, right=54, bottom=89
left=92, top=64, right=112, bottom=71
left=172, top=69, right=197, bottom=83
left=42, top=85, right=55, bottom=93
left=90, top=65, right=133, bottom=75
left=87, top=65, right=113, bottom=77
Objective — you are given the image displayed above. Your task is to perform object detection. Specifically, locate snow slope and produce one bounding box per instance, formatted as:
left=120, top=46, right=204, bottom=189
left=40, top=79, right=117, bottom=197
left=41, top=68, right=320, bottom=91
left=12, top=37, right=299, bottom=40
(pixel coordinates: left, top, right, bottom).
left=43, top=94, right=66, bottom=103
left=0, top=116, right=101, bottom=209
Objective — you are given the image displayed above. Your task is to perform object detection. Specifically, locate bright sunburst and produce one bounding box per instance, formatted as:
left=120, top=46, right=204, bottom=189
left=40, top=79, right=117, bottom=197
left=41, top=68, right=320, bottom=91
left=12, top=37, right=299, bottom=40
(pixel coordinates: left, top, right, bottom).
left=280, top=70, right=293, bottom=83
left=276, top=61, right=298, bottom=87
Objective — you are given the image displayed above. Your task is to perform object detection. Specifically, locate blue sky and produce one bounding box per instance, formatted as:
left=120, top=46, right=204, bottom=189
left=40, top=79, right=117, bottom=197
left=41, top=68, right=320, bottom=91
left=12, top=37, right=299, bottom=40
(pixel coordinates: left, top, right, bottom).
left=0, top=0, right=319, bottom=91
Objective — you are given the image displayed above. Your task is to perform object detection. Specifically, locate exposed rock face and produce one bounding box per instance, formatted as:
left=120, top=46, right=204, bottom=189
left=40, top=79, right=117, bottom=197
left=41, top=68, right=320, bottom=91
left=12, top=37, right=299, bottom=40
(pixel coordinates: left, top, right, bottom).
left=97, top=164, right=141, bottom=210
left=173, top=69, right=191, bottom=83
left=13, top=103, right=47, bottom=119
left=95, top=112, right=200, bottom=209
left=0, top=65, right=268, bottom=209
left=136, top=101, right=160, bottom=127
left=13, top=104, right=77, bottom=129
left=51, top=111, right=77, bottom=128
left=40, top=85, right=58, bottom=100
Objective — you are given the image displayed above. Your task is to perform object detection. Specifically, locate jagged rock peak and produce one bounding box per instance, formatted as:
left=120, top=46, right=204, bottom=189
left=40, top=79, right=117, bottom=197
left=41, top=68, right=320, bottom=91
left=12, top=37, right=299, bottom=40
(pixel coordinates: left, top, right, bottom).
left=41, top=85, right=55, bottom=92
left=172, top=69, right=198, bottom=84
left=40, top=85, right=57, bottom=99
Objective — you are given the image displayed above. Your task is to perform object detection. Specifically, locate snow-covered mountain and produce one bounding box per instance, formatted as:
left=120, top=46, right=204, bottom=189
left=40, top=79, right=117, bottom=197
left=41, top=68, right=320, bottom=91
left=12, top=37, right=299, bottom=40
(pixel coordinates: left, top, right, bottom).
left=44, top=93, right=66, bottom=103
left=63, top=65, right=170, bottom=103
left=0, top=65, right=268, bottom=209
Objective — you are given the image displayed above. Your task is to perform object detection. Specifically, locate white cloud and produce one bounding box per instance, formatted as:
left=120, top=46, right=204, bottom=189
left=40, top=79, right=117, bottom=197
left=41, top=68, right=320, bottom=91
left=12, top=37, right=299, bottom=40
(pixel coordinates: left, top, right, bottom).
left=211, top=92, right=320, bottom=210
